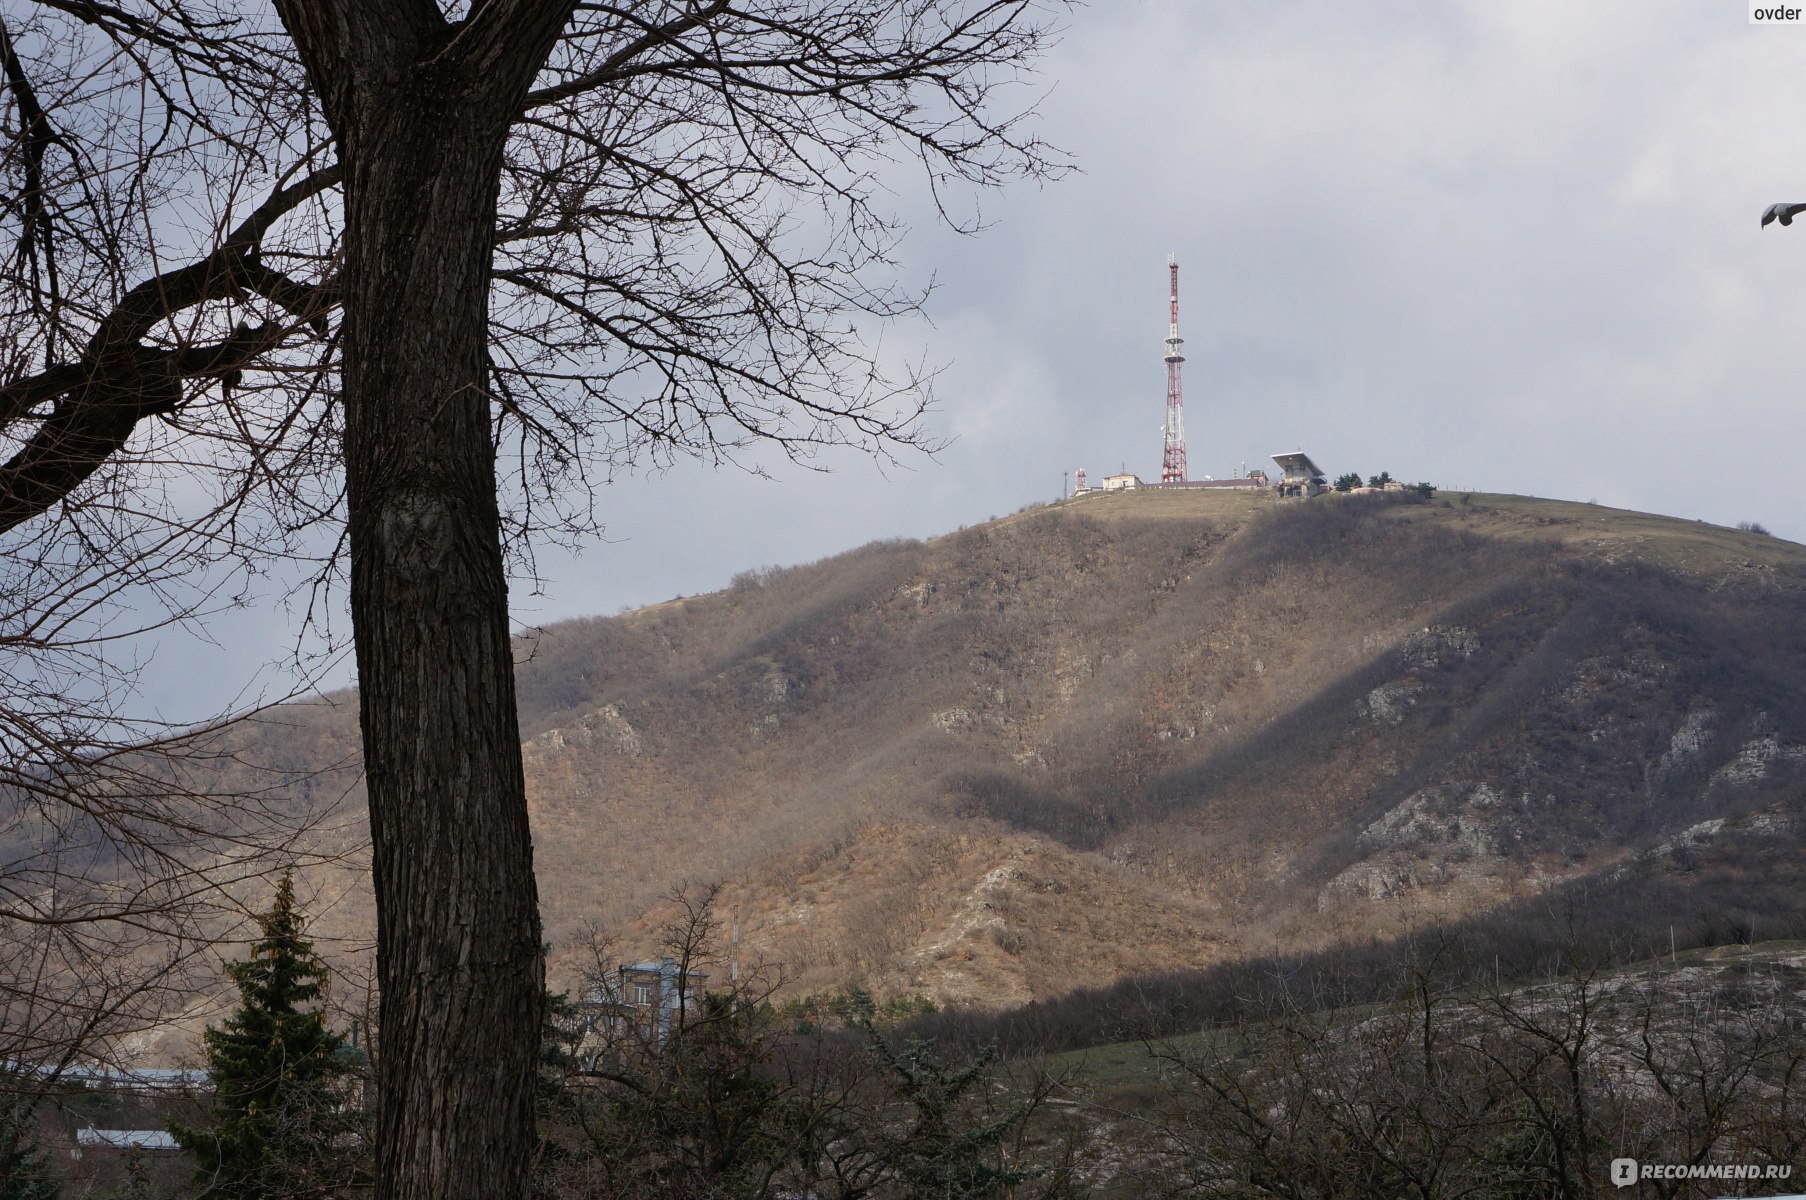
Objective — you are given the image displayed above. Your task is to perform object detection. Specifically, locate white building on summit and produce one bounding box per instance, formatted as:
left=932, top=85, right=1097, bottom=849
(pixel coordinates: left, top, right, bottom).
left=1271, top=451, right=1328, bottom=498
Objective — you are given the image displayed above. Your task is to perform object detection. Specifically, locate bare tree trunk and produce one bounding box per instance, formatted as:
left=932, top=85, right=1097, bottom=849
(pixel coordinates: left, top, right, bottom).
left=267, top=6, right=580, bottom=1192
left=341, top=120, right=543, bottom=1200
left=286, top=16, right=566, bottom=1196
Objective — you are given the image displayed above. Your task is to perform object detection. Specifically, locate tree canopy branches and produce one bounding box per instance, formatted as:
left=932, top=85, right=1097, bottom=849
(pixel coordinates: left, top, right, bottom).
left=1, top=4, right=1069, bottom=1196
left=2, top=1, right=1068, bottom=561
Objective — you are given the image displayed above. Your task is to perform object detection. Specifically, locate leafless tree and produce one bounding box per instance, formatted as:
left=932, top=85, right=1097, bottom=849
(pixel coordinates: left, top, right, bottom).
left=541, top=884, right=1079, bottom=1199
left=1, top=3, right=1069, bottom=1196
left=0, top=416, right=350, bottom=1150
left=1134, top=936, right=1806, bottom=1199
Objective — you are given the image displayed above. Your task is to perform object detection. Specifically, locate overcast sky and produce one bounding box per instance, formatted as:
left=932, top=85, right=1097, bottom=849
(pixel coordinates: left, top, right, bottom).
left=136, top=0, right=1806, bottom=718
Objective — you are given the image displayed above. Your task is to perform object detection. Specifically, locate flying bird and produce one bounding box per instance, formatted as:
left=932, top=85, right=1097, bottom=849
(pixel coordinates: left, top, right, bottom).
left=1762, top=202, right=1806, bottom=228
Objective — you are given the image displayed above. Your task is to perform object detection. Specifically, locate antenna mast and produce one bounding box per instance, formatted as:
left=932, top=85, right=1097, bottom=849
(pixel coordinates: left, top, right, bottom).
left=1161, top=254, right=1187, bottom=483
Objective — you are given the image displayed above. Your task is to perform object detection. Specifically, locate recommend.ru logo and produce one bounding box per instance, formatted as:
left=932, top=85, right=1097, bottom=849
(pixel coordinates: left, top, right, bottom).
left=1610, top=1155, right=1794, bottom=1189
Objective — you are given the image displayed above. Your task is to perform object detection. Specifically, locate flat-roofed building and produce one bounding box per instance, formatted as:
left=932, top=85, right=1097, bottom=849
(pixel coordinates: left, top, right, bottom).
left=75, top=1129, right=180, bottom=1154
left=1152, top=476, right=1267, bottom=490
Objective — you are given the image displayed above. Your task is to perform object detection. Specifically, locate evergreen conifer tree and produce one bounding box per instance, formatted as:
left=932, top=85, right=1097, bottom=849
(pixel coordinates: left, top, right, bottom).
left=171, top=872, right=358, bottom=1198
left=0, top=1118, right=59, bottom=1200
left=860, top=1027, right=1035, bottom=1199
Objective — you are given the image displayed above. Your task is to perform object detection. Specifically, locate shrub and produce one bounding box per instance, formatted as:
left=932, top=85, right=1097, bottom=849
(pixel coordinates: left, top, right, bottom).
left=538, top=890, right=1077, bottom=1198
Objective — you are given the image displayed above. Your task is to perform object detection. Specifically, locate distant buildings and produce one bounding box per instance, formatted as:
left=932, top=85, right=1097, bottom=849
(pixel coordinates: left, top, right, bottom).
left=1270, top=451, right=1329, bottom=498
left=582, top=956, right=706, bottom=1047
left=2, top=1060, right=207, bottom=1093
left=73, top=1128, right=180, bottom=1157
left=1071, top=454, right=1322, bottom=498
left=1156, top=478, right=1270, bottom=491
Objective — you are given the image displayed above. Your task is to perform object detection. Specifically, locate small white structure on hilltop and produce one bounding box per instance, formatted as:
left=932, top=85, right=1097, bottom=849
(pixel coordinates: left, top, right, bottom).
left=1271, top=451, right=1328, bottom=498
left=1071, top=467, right=1270, bottom=496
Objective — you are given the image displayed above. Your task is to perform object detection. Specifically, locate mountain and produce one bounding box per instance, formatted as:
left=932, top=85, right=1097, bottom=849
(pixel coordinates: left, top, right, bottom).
left=201, top=488, right=1806, bottom=1012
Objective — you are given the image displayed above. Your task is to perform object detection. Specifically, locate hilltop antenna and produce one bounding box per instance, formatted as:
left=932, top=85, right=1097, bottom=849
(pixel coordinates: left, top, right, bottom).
left=1161, top=254, right=1188, bottom=483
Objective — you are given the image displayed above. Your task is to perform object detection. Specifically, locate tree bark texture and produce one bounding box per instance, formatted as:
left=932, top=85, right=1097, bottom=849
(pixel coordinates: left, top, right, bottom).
left=271, top=6, right=578, bottom=1196
left=344, top=116, right=543, bottom=1200
left=345, top=115, right=542, bottom=1200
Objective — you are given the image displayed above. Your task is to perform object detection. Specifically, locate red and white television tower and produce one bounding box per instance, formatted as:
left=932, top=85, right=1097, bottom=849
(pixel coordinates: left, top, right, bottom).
left=1161, top=254, right=1187, bottom=484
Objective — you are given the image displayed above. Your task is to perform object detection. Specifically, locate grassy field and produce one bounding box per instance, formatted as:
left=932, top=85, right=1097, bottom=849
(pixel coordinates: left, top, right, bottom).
left=1401, top=491, right=1806, bottom=580
left=1025, top=937, right=1806, bottom=1103
left=1019, top=484, right=1806, bottom=584
left=1045, top=486, right=1276, bottom=526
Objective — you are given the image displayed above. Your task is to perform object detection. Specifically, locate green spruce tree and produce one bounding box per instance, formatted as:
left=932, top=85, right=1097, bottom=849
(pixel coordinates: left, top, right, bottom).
left=0, top=1117, right=59, bottom=1200
left=171, top=872, right=358, bottom=1198
left=836, top=993, right=1054, bottom=1199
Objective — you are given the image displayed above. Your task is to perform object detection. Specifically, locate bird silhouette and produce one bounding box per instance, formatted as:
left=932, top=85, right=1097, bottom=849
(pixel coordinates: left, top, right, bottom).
left=1762, top=202, right=1806, bottom=227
